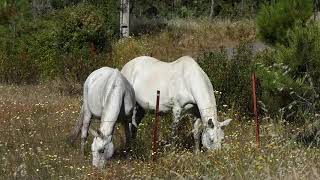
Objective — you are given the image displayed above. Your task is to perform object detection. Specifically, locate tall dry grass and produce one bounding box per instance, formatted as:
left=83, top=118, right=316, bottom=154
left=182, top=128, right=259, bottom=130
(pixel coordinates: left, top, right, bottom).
left=1, top=84, right=319, bottom=179
left=112, top=18, right=256, bottom=68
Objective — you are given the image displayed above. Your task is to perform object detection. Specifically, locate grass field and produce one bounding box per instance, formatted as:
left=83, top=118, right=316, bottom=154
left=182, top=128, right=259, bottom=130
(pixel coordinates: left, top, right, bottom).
left=1, top=84, right=319, bottom=179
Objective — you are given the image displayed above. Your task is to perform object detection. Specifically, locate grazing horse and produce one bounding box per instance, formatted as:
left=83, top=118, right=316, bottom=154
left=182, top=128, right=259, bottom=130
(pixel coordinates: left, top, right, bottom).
left=121, top=56, right=232, bottom=151
left=68, top=67, right=137, bottom=168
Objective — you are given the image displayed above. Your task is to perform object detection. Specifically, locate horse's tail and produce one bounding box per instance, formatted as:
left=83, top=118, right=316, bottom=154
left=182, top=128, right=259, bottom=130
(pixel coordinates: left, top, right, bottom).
left=67, top=105, right=84, bottom=145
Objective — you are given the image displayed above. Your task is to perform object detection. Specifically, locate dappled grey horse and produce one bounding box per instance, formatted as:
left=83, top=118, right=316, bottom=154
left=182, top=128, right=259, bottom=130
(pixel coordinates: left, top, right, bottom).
left=68, top=67, right=136, bottom=168
left=121, top=56, right=232, bottom=151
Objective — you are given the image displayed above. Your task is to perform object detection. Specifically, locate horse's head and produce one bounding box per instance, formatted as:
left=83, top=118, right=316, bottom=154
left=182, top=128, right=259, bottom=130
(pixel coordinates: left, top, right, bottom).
left=89, top=129, right=114, bottom=168
left=201, top=118, right=232, bottom=150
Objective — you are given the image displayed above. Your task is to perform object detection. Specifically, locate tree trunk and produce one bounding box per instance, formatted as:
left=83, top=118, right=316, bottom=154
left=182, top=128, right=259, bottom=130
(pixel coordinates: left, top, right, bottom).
left=314, top=0, right=319, bottom=20
left=210, top=0, right=215, bottom=19
left=241, top=0, right=244, bottom=16
left=120, top=0, right=130, bottom=38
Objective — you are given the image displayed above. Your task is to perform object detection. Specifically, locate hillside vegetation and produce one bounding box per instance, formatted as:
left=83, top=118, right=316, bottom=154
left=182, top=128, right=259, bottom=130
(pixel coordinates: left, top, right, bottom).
left=112, top=19, right=256, bottom=68
left=1, top=0, right=320, bottom=179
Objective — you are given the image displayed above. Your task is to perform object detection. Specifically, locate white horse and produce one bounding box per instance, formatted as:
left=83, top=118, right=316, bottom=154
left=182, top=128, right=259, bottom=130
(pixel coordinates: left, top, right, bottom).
left=121, top=56, right=232, bottom=151
left=68, top=67, right=137, bottom=168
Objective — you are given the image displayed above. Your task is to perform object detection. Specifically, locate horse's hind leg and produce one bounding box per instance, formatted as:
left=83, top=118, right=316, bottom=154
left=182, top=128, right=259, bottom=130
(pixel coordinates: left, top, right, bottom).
left=80, top=108, right=92, bottom=155
left=68, top=105, right=84, bottom=145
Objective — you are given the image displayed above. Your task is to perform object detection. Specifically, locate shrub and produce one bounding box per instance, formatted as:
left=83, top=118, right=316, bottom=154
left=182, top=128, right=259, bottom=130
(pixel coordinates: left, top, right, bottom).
left=256, top=24, right=320, bottom=121
left=0, top=45, right=39, bottom=84
left=257, top=0, right=312, bottom=45
left=0, top=3, right=113, bottom=84
left=296, top=118, right=320, bottom=147
left=55, top=3, right=109, bottom=52
left=0, top=22, right=40, bottom=83
left=84, top=0, right=119, bottom=39
left=45, top=4, right=112, bottom=82
left=255, top=52, right=311, bottom=119
left=198, top=42, right=254, bottom=113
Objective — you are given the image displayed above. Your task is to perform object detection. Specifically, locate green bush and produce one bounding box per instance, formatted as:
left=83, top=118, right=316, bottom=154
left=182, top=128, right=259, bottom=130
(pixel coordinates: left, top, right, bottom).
left=0, top=42, right=39, bottom=84
left=198, top=42, right=254, bottom=113
left=256, top=24, right=320, bottom=121
left=49, top=3, right=112, bottom=82
left=257, top=0, right=312, bottom=45
left=0, top=3, right=114, bottom=84
left=97, top=0, right=119, bottom=38
left=296, top=118, right=320, bottom=147
left=55, top=3, right=109, bottom=52
left=0, top=22, right=40, bottom=83
left=255, top=52, right=310, bottom=119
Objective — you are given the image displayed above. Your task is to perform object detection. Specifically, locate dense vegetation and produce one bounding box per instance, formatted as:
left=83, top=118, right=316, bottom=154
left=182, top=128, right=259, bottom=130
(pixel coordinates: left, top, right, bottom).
left=257, top=0, right=313, bottom=45
left=255, top=0, right=320, bottom=146
left=0, top=0, right=320, bottom=179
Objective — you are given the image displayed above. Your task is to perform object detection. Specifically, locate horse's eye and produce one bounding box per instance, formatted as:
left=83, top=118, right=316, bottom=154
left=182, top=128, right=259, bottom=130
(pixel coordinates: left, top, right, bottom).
left=98, top=149, right=105, bottom=154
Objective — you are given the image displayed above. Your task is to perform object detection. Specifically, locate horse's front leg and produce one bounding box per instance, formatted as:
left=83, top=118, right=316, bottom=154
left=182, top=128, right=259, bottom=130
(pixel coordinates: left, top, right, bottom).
left=193, top=118, right=202, bottom=154
left=171, top=106, right=182, bottom=139
left=101, top=121, right=116, bottom=160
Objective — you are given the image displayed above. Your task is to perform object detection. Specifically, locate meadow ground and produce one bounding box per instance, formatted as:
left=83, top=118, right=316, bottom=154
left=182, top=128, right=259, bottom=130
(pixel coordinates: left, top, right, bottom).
left=0, top=84, right=319, bottom=179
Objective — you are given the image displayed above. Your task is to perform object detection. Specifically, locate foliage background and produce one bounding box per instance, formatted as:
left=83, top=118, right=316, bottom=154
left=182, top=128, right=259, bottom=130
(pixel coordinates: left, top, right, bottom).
left=0, top=0, right=320, bottom=178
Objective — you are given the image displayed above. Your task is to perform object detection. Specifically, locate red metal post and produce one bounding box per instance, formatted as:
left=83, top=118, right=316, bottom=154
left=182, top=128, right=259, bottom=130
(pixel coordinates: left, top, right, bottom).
left=152, top=90, right=160, bottom=161
left=252, top=73, right=260, bottom=146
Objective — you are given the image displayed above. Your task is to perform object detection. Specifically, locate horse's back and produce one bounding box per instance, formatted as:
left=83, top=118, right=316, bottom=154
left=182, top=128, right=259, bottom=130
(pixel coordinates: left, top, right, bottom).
left=121, top=56, right=201, bottom=111
left=121, top=56, right=166, bottom=81
left=84, top=67, right=133, bottom=117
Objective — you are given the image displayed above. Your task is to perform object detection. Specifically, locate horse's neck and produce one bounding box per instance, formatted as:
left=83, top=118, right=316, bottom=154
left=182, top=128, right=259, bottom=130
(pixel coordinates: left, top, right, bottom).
left=99, top=84, right=123, bottom=136
left=189, top=71, right=218, bottom=122
left=99, top=119, right=116, bottom=137
left=195, top=93, right=218, bottom=122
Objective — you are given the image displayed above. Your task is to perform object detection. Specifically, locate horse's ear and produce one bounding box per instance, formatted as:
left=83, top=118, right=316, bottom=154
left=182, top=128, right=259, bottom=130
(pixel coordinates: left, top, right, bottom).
left=208, top=119, right=214, bottom=128
left=220, top=119, right=232, bottom=127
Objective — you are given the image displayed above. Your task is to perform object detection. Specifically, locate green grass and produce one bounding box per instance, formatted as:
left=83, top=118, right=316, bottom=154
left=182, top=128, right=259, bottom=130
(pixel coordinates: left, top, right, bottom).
left=0, top=84, right=319, bottom=179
